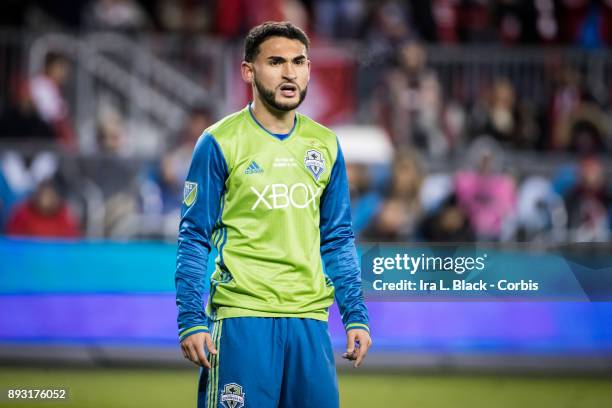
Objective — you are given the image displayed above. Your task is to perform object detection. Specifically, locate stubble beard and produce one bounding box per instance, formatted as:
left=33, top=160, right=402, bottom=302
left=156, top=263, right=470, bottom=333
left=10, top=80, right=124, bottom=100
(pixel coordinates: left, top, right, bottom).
left=253, top=76, right=307, bottom=112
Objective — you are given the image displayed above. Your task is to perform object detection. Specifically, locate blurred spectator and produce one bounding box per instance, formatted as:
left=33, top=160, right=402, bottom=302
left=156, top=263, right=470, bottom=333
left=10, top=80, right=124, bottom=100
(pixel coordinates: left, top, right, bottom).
left=346, top=162, right=382, bottom=237
left=76, top=106, right=140, bottom=237
left=0, top=77, right=54, bottom=140
left=82, top=0, right=151, bottom=32
left=419, top=172, right=454, bottom=214
left=420, top=194, right=475, bottom=242
left=557, top=0, right=612, bottom=47
left=470, top=78, right=541, bottom=149
left=569, top=119, right=607, bottom=154
left=365, top=0, right=412, bottom=44
left=96, top=106, right=129, bottom=156
left=282, top=0, right=309, bottom=31
left=458, top=0, right=496, bottom=43
left=548, top=66, right=583, bottom=150
left=493, top=0, right=538, bottom=44
left=565, top=157, right=611, bottom=242
left=312, top=0, right=367, bottom=39
left=156, top=0, right=212, bottom=34
left=557, top=104, right=609, bottom=154
left=376, top=41, right=463, bottom=157
left=0, top=151, right=59, bottom=201
left=6, top=178, right=80, bottom=238
left=454, top=138, right=517, bottom=240
left=358, top=1, right=436, bottom=110
left=516, top=176, right=568, bottom=243
left=29, top=52, right=76, bottom=149
left=139, top=107, right=213, bottom=238
left=431, top=0, right=460, bottom=43
left=470, top=79, right=513, bottom=144
left=532, top=0, right=559, bottom=43
left=362, top=150, right=424, bottom=241
left=160, top=107, right=212, bottom=198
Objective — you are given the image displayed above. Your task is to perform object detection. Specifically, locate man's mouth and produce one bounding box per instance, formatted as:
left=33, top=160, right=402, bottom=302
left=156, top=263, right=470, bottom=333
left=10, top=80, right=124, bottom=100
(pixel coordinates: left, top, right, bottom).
left=279, top=83, right=298, bottom=97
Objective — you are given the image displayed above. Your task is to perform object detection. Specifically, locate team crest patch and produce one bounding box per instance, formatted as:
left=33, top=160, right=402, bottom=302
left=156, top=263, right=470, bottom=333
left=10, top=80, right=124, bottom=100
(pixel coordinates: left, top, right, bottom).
left=304, top=149, right=325, bottom=181
left=183, top=181, right=198, bottom=206
left=220, top=383, right=245, bottom=408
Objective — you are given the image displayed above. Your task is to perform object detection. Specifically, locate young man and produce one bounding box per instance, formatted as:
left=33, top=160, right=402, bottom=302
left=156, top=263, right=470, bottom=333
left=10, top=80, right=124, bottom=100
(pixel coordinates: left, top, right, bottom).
left=175, top=21, right=371, bottom=408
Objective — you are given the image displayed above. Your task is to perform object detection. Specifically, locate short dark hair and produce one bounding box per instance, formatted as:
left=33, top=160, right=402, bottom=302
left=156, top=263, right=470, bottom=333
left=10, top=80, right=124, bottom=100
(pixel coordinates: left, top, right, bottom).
left=244, top=21, right=310, bottom=62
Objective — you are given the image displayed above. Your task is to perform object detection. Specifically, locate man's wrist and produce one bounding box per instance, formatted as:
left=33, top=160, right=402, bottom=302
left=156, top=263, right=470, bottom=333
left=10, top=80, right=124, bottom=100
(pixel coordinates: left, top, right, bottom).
left=179, top=325, right=210, bottom=341
left=345, top=322, right=370, bottom=334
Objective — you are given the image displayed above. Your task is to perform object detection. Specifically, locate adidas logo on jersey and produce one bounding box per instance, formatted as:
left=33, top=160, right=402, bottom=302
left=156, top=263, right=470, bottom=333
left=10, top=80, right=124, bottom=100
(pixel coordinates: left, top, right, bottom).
left=245, top=161, right=264, bottom=174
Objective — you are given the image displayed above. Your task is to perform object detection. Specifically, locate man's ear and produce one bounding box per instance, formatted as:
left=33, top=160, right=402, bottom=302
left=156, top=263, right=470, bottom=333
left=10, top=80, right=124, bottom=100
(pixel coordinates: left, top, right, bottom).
left=241, top=61, right=254, bottom=84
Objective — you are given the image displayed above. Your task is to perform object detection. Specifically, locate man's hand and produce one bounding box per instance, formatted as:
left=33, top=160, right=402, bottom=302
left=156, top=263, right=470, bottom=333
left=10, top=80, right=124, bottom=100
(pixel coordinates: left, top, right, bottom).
left=180, top=332, right=218, bottom=368
left=342, top=329, right=372, bottom=368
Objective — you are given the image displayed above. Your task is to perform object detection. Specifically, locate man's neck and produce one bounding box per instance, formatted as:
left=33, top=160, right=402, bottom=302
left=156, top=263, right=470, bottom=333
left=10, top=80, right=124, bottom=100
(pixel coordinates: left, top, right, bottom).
left=250, top=99, right=295, bottom=134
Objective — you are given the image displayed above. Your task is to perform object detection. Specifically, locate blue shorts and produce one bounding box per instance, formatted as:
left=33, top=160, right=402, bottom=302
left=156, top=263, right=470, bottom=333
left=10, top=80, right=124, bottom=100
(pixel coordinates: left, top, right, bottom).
left=198, top=317, right=339, bottom=408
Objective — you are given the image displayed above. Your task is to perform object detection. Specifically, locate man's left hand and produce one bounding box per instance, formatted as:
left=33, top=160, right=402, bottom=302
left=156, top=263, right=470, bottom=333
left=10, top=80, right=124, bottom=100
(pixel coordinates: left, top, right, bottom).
left=342, top=329, right=372, bottom=368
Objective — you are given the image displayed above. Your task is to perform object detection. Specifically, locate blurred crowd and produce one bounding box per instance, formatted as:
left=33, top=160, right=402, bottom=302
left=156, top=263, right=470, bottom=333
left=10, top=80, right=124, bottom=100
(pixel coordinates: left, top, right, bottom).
left=3, top=0, right=612, bottom=46
left=371, top=41, right=611, bottom=157
left=349, top=139, right=611, bottom=244
left=0, top=0, right=611, bottom=243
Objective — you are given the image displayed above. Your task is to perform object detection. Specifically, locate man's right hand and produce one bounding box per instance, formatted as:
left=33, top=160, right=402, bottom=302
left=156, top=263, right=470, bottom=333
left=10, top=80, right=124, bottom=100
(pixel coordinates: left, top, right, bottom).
left=180, top=332, right=218, bottom=368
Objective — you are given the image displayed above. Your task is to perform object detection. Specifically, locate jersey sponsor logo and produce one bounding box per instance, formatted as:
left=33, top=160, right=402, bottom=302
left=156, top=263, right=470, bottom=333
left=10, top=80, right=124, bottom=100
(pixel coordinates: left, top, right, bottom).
left=220, top=383, right=245, bottom=408
left=245, top=161, right=264, bottom=174
left=250, top=183, right=322, bottom=210
left=183, top=181, right=198, bottom=206
left=304, top=149, right=325, bottom=181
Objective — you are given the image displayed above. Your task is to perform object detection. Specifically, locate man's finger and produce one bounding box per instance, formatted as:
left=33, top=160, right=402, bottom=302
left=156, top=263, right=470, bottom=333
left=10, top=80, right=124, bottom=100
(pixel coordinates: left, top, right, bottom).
left=180, top=343, right=189, bottom=359
left=354, top=334, right=372, bottom=368
left=342, top=352, right=356, bottom=360
left=194, top=343, right=211, bottom=368
left=185, top=344, right=199, bottom=366
left=346, top=330, right=357, bottom=356
left=205, top=334, right=218, bottom=355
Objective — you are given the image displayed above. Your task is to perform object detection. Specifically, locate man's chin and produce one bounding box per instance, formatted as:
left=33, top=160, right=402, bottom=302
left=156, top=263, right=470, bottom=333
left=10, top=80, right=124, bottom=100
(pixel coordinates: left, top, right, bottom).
left=272, top=98, right=301, bottom=111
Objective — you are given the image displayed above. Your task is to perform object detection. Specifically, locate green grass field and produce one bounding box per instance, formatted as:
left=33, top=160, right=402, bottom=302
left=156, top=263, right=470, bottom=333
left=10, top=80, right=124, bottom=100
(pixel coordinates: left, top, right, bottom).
left=0, top=367, right=611, bottom=408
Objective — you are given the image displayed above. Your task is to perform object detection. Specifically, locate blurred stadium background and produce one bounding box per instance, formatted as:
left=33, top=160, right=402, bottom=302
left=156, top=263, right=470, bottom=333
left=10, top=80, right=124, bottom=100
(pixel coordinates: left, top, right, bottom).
left=1, top=0, right=612, bottom=407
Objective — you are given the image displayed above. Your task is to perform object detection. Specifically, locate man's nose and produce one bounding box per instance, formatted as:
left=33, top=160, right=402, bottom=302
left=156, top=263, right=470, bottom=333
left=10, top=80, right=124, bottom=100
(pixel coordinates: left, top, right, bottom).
left=282, top=62, right=297, bottom=80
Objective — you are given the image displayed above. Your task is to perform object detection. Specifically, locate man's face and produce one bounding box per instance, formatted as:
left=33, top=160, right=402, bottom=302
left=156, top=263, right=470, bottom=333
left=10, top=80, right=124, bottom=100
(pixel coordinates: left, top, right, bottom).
left=243, top=36, right=310, bottom=112
left=49, top=60, right=70, bottom=85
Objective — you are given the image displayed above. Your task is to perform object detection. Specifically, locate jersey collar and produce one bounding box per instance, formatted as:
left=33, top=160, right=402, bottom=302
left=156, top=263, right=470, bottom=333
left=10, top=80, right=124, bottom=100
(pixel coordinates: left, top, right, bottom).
left=247, top=102, right=298, bottom=141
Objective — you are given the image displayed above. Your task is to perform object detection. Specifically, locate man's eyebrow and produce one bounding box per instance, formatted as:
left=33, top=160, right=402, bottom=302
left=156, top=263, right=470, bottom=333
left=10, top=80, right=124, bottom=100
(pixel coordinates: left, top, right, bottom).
left=266, top=55, right=307, bottom=61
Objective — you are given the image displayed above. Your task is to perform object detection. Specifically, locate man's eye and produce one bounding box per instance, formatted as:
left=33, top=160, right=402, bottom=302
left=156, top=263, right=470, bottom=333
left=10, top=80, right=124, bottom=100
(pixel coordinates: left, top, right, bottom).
left=270, top=60, right=281, bottom=66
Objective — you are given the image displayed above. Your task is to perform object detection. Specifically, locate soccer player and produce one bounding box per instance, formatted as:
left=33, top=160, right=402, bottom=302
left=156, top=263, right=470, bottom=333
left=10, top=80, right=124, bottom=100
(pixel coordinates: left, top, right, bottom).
left=175, top=21, right=371, bottom=408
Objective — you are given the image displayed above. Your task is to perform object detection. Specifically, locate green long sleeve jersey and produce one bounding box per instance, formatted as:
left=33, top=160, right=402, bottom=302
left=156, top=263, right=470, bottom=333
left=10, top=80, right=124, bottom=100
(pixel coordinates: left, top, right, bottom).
left=175, top=105, right=369, bottom=341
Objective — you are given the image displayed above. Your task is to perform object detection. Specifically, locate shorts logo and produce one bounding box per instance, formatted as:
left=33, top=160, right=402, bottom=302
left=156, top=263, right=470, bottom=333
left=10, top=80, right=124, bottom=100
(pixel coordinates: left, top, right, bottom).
left=220, top=383, right=245, bottom=408
left=304, top=149, right=325, bottom=181
left=183, top=181, right=198, bottom=206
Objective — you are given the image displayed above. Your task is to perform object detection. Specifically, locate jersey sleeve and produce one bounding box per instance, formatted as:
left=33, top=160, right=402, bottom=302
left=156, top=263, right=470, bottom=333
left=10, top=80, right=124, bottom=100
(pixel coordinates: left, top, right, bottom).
left=175, top=132, right=228, bottom=341
left=319, top=140, right=370, bottom=333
